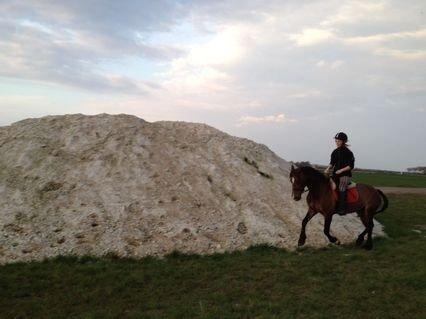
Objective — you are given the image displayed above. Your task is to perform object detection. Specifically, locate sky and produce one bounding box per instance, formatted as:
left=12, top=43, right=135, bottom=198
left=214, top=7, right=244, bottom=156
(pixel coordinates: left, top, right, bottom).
left=1, top=0, right=425, bottom=171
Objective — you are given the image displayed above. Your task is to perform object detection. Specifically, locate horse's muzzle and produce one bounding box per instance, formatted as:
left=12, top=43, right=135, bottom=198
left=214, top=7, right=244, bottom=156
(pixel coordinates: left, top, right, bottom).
left=293, top=195, right=301, bottom=201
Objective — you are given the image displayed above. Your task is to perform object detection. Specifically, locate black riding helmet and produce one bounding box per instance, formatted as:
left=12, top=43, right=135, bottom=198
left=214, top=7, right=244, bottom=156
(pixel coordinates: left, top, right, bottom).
left=334, top=132, right=348, bottom=142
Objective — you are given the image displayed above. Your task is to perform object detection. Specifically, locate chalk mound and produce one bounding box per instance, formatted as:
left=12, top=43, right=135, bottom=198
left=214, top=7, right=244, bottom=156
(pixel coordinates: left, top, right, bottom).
left=0, top=114, right=384, bottom=264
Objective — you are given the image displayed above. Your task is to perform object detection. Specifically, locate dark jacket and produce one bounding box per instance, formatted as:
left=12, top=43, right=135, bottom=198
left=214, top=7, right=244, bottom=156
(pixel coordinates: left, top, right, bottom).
left=330, top=146, right=355, bottom=177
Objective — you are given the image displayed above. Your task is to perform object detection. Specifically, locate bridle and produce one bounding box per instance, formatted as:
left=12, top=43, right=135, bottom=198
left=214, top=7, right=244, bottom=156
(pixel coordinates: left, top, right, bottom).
left=290, top=166, right=332, bottom=198
left=290, top=176, right=309, bottom=197
left=292, top=186, right=309, bottom=196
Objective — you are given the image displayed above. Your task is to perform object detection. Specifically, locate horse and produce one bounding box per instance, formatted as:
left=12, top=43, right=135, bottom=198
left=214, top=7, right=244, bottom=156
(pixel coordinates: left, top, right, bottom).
left=289, top=164, right=388, bottom=250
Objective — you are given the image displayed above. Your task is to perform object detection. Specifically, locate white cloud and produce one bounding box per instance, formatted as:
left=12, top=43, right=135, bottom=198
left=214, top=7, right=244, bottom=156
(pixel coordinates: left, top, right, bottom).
left=373, top=48, right=426, bottom=60
left=0, top=2, right=186, bottom=94
left=290, top=28, right=334, bottom=46
left=316, top=60, right=344, bottom=69
left=320, top=2, right=387, bottom=27
left=286, top=89, right=324, bottom=99
left=341, top=28, right=426, bottom=60
left=344, top=28, right=426, bottom=44
left=1, top=0, right=425, bottom=170
left=236, top=113, right=297, bottom=127
left=159, top=23, right=251, bottom=93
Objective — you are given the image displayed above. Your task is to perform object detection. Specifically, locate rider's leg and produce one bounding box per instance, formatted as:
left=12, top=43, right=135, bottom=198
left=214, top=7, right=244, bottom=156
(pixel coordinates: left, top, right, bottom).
left=337, top=176, right=350, bottom=214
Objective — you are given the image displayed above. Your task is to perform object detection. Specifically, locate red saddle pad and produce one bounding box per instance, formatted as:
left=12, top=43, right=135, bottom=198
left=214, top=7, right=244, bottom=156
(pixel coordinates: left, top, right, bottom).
left=332, top=187, right=359, bottom=203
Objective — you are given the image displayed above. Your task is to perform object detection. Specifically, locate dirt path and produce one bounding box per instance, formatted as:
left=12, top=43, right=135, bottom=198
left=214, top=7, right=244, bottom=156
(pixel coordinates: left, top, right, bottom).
left=376, top=187, right=426, bottom=195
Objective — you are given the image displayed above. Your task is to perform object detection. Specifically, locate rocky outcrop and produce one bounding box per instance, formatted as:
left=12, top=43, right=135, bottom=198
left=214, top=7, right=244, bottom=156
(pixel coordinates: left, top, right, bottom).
left=0, top=113, right=384, bottom=264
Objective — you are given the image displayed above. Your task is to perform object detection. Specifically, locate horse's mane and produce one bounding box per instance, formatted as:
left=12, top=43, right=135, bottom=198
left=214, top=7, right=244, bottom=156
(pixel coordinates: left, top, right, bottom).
left=299, top=166, right=329, bottom=184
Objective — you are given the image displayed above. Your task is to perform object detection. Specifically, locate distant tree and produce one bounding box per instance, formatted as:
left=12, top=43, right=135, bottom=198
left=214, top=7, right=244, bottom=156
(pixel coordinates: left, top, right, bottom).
left=407, top=166, right=426, bottom=174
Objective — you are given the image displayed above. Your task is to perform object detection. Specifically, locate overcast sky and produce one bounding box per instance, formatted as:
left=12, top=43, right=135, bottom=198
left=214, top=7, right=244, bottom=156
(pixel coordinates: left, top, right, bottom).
left=1, top=0, right=425, bottom=171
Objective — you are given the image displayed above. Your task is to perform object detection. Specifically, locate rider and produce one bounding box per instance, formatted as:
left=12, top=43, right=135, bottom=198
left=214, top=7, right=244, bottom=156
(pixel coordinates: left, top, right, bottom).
left=324, top=132, right=355, bottom=215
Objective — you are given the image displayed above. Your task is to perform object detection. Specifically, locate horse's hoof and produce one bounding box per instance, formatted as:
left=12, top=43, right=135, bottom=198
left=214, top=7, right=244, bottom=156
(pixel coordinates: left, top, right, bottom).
left=298, top=239, right=306, bottom=247
left=356, top=238, right=364, bottom=246
left=362, top=242, right=373, bottom=250
left=329, top=236, right=339, bottom=244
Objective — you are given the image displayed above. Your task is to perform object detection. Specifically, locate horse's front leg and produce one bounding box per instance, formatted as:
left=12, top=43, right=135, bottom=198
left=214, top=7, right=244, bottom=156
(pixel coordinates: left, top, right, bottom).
left=298, top=209, right=317, bottom=246
left=324, top=213, right=340, bottom=244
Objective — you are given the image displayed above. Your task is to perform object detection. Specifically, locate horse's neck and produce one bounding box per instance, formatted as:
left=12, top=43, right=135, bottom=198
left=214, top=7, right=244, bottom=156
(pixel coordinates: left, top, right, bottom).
left=307, top=178, right=331, bottom=198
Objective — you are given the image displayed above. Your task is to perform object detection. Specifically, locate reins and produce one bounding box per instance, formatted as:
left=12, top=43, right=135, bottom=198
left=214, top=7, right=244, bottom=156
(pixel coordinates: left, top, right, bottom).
left=291, top=186, right=309, bottom=198
left=291, top=167, right=331, bottom=197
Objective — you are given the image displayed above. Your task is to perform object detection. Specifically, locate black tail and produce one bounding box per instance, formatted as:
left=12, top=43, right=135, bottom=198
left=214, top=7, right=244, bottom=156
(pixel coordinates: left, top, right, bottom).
left=375, top=189, right=389, bottom=213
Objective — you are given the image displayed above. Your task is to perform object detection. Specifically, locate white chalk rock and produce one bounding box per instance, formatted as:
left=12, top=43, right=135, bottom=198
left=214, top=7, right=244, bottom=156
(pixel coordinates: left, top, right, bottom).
left=0, top=114, right=385, bottom=264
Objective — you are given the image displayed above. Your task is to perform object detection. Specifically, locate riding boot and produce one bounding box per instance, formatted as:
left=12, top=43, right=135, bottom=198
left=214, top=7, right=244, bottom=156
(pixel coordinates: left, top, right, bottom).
left=336, top=190, right=347, bottom=215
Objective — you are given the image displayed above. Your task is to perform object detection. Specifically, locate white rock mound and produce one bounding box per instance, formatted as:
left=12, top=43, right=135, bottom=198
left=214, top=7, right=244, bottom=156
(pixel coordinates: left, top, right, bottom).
left=0, top=114, right=384, bottom=264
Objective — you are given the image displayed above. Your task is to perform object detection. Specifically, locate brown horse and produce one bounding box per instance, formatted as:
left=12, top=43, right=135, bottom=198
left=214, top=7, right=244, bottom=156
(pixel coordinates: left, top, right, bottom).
left=289, top=165, right=388, bottom=250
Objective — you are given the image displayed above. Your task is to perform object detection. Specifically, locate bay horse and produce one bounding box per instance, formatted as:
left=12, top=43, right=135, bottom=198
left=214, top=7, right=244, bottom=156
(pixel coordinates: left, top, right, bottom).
left=289, top=165, right=388, bottom=250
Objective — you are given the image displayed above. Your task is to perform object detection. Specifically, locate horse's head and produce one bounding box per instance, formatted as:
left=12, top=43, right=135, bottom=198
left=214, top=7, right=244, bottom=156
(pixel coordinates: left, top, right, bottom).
left=289, top=164, right=307, bottom=201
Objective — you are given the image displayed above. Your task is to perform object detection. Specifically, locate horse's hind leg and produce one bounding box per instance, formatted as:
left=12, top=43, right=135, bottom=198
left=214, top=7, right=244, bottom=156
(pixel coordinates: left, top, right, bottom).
left=356, top=210, right=368, bottom=246
left=363, top=214, right=375, bottom=250
left=356, top=229, right=368, bottom=246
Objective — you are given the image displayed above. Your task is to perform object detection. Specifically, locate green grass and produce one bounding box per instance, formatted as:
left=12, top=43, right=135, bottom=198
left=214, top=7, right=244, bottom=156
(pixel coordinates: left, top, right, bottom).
left=353, top=171, right=426, bottom=188
left=1, top=194, right=425, bottom=318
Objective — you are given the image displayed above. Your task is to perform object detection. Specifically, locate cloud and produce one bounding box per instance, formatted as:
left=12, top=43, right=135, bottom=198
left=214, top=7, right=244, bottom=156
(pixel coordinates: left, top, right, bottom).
left=0, top=0, right=425, bottom=170
left=316, top=60, right=344, bottom=69
left=0, top=1, right=187, bottom=94
left=373, top=48, right=426, bottom=60
left=319, top=2, right=387, bottom=28
left=236, top=113, right=297, bottom=127
left=159, top=24, right=250, bottom=94
left=286, top=89, right=324, bottom=99
left=339, top=27, right=426, bottom=60
left=344, top=28, right=426, bottom=44
left=290, top=28, right=334, bottom=46
left=2, top=0, right=424, bottom=97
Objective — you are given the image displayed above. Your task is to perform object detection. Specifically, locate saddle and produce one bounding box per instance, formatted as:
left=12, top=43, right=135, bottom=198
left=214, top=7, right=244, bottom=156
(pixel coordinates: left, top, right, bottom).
left=330, top=179, right=359, bottom=203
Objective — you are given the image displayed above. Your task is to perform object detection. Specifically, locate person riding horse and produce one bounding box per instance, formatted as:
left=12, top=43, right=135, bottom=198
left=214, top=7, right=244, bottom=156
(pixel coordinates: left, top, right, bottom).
left=324, top=132, right=355, bottom=215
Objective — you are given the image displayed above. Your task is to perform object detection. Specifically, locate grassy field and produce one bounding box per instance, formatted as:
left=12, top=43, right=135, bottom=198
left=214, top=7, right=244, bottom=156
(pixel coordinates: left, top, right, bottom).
left=352, top=171, right=426, bottom=188
left=1, top=194, right=425, bottom=318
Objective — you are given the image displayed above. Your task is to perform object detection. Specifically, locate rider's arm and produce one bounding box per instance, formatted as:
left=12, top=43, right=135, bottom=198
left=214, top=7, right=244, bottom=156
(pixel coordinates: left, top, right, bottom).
left=329, top=150, right=337, bottom=167
left=325, top=150, right=336, bottom=172
left=337, top=165, right=351, bottom=173
left=349, top=153, right=355, bottom=170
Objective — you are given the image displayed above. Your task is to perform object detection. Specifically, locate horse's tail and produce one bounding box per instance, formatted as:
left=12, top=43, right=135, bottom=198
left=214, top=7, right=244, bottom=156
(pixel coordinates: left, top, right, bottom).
left=375, top=189, right=389, bottom=214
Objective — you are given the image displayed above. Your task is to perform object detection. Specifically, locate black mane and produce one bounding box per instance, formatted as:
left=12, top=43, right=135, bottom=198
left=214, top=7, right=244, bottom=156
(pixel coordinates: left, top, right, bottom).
left=299, top=166, right=329, bottom=184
